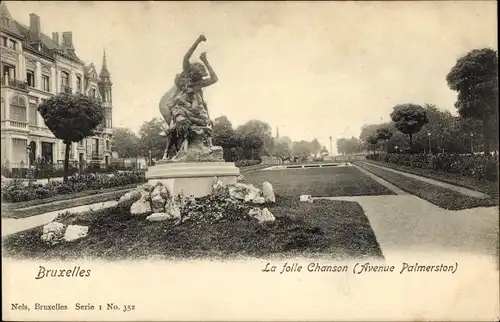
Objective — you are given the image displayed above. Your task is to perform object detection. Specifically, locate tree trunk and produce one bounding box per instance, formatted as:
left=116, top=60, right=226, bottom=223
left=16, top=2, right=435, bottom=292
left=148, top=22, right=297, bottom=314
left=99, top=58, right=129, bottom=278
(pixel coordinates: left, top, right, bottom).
left=483, top=114, right=491, bottom=155
left=63, top=142, right=71, bottom=183
left=409, top=133, right=413, bottom=153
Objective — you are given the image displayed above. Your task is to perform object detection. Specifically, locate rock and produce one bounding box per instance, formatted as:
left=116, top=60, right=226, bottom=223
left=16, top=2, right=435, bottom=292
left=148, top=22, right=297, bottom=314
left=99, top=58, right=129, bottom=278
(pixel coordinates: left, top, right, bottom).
left=130, top=196, right=152, bottom=215
left=41, top=222, right=66, bottom=245
left=43, top=221, right=65, bottom=235
left=165, top=202, right=181, bottom=220
left=212, top=177, right=225, bottom=193
left=229, top=183, right=263, bottom=203
left=151, top=195, right=166, bottom=213
left=118, top=190, right=142, bottom=205
left=63, top=225, right=89, bottom=242
left=236, top=175, right=245, bottom=183
left=262, top=182, right=276, bottom=203
left=248, top=207, right=262, bottom=218
left=299, top=195, right=313, bottom=203
left=146, top=212, right=175, bottom=222
left=251, top=196, right=266, bottom=204
left=137, top=183, right=153, bottom=192
left=151, top=184, right=163, bottom=198
left=160, top=186, right=170, bottom=200
left=248, top=207, right=275, bottom=223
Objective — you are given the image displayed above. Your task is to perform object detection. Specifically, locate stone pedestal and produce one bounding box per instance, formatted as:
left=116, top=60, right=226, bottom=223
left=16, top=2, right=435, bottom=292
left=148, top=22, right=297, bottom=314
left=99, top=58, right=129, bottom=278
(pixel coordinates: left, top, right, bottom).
left=145, top=161, right=240, bottom=198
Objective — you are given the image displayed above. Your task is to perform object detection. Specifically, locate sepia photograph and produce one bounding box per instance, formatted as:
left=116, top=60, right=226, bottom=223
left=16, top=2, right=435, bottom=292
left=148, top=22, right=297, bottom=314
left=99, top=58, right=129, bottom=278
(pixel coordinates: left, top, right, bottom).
left=1, top=1, right=498, bottom=321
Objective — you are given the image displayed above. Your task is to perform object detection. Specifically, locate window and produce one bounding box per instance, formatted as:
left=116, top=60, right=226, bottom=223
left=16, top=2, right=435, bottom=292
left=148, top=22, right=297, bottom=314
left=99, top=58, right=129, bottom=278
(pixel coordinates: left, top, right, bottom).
left=2, top=18, right=10, bottom=28
left=90, top=88, right=96, bottom=98
left=0, top=36, right=7, bottom=47
left=61, top=71, right=69, bottom=86
left=28, top=103, right=37, bottom=126
left=92, top=138, right=99, bottom=154
left=105, top=140, right=110, bottom=150
left=8, top=39, right=16, bottom=50
left=78, top=140, right=85, bottom=147
left=76, top=76, right=82, bottom=93
left=10, top=96, right=27, bottom=122
left=1, top=63, right=16, bottom=80
left=27, top=70, right=35, bottom=87
left=42, top=75, right=50, bottom=91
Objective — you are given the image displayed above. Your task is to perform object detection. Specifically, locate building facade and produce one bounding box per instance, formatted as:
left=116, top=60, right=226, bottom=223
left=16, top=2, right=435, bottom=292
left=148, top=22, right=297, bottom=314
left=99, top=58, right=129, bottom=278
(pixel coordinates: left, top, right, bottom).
left=0, top=3, right=113, bottom=169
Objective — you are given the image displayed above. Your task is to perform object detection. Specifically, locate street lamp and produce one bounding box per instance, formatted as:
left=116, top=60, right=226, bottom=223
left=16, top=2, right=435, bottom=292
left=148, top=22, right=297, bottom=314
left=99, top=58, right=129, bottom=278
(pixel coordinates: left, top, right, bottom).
left=148, top=150, right=152, bottom=166
left=26, top=144, right=32, bottom=185
left=470, top=133, right=474, bottom=154
left=427, top=131, right=432, bottom=154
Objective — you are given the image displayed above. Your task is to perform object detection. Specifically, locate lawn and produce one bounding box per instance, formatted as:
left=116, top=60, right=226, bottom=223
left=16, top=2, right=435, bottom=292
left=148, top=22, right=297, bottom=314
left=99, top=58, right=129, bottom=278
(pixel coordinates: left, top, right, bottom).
left=2, top=196, right=383, bottom=261
left=244, top=166, right=395, bottom=197
left=363, top=159, right=498, bottom=198
left=356, top=162, right=499, bottom=210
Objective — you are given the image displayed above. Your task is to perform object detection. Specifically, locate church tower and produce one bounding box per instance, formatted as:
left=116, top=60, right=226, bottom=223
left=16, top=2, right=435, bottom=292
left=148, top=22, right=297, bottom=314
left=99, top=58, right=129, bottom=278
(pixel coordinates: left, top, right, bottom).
left=98, top=49, right=113, bottom=130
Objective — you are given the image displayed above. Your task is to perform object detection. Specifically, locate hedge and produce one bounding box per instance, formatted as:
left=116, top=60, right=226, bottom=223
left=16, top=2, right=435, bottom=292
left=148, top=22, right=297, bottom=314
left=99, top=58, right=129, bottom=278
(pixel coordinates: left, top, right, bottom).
left=2, top=170, right=146, bottom=203
left=366, top=153, right=498, bottom=182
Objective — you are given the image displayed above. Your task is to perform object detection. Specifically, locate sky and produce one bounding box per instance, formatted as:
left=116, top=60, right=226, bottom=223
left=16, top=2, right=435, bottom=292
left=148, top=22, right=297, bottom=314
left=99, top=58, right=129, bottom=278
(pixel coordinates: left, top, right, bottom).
left=6, top=1, right=498, bottom=153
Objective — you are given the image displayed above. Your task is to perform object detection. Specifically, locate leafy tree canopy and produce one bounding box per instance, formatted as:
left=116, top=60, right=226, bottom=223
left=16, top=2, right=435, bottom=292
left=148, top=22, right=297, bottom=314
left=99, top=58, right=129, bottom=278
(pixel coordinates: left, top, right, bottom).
left=37, top=94, right=105, bottom=144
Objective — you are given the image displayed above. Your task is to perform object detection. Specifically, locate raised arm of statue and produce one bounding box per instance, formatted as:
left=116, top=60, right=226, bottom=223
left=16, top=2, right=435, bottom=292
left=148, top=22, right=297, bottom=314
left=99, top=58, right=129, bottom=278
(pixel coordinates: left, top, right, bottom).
left=199, top=52, right=218, bottom=88
left=183, top=34, right=206, bottom=72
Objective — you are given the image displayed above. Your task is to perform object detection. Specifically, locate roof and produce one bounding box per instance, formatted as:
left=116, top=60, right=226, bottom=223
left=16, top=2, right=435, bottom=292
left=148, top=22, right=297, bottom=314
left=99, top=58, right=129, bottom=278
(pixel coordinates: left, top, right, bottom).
left=0, top=2, right=23, bottom=38
left=1, top=2, right=83, bottom=64
left=15, top=21, right=84, bottom=63
left=99, top=50, right=110, bottom=79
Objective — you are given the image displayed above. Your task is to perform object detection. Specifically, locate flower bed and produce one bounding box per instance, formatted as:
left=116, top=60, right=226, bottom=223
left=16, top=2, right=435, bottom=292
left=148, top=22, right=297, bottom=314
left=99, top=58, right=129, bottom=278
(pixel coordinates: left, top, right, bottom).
left=1, top=171, right=146, bottom=203
left=366, top=153, right=498, bottom=182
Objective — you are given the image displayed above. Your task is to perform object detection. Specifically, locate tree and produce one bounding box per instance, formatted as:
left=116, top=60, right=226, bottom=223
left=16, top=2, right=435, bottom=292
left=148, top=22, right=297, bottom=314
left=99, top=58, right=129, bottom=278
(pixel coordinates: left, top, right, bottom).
left=138, top=118, right=168, bottom=160
left=275, top=141, right=291, bottom=159
left=112, top=128, right=140, bottom=158
left=241, top=132, right=263, bottom=160
left=446, top=48, right=498, bottom=154
left=236, top=120, right=273, bottom=157
left=320, top=146, right=329, bottom=156
left=310, top=138, right=322, bottom=157
left=376, top=127, right=393, bottom=153
left=390, top=104, right=429, bottom=151
left=38, top=93, right=104, bottom=182
left=292, top=141, right=313, bottom=156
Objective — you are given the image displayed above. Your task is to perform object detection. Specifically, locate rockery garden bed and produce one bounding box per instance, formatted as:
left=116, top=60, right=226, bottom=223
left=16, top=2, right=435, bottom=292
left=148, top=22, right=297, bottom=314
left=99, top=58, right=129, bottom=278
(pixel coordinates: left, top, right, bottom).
left=2, top=181, right=383, bottom=261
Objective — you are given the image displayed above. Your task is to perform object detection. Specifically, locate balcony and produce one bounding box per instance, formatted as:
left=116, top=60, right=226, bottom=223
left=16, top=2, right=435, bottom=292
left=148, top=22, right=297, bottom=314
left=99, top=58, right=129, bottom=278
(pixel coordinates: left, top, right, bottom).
left=1, top=77, right=28, bottom=91
left=5, top=120, right=28, bottom=130
left=91, top=152, right=103, bottom=160
left=60, top=85, right=73, bottom=94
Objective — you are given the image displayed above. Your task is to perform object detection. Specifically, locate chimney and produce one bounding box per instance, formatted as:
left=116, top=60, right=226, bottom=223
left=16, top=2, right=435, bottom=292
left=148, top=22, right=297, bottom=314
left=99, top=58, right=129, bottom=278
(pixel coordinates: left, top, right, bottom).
left=62, top=32, right=73, bottom=49
left=29, top=13, right=40, bottom=42
left=52, top=32, right=59, bottom=45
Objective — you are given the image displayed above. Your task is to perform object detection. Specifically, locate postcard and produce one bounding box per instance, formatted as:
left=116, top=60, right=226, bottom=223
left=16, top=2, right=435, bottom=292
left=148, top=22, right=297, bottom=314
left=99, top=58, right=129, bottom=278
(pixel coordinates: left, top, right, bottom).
left=1, top=1, right=499, bottom=321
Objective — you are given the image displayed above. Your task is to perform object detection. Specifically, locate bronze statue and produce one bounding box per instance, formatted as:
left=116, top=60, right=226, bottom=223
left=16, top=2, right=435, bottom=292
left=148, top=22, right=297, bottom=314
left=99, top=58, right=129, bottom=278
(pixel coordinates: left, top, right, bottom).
left=159, top=34, right=221, bottom=161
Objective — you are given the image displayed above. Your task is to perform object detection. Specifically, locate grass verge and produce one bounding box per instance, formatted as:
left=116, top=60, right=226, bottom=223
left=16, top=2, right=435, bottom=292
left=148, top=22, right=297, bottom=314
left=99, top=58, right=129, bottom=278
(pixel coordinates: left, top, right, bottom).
left=362, top=159, right=498, bottom=198
left=2, top=196, right=383, bottom=261
left=356, top=162, right=498, bottom=210
left=1, top=185, right=135, bottom=219
left=245, top=166, right=395, bottom=197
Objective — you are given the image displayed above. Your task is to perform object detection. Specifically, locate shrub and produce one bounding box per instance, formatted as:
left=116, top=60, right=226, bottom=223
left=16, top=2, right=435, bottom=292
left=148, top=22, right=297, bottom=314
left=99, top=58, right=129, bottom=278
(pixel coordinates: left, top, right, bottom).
left=366, top=152, right=499, bottom=182
left=235, top=160, right=261, bottom=167
left=1, top=170, right=146, bottom=203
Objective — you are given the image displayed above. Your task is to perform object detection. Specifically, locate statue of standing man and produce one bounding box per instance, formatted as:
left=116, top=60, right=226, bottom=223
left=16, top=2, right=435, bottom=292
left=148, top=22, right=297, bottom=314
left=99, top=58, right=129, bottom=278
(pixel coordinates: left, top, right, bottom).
left=159, top=34, right=223, bottom=162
